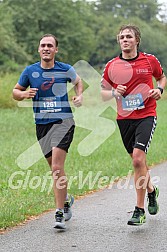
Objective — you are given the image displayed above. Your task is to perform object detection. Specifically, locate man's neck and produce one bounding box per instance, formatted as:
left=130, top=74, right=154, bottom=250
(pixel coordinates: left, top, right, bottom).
left=121, top=50, right=138, bottom=60
left=40, top=60, right=55, bottom=69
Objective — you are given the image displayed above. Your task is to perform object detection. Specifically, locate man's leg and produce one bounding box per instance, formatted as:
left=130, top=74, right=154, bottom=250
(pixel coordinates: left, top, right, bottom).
left=146, top=164, right=154, bottom=193
left=46, top=147, right=67, bottom=229
left=132, top=148, right=149, bottom=208
left=127, top=148, right=148, bottom=225
left=130, top=150, right=154, bottom=202
left=50, top=147, right=67, bottom=209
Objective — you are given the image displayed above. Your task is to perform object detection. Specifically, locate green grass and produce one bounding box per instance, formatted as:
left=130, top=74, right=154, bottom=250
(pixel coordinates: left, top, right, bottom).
left=0, top=73, right=19, bottom=108
left=0, top=73, right=167, bottom=230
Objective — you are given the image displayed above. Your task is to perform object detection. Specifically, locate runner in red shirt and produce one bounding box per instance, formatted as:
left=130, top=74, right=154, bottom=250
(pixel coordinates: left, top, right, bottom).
left=101, top=24, right=166, bottom=226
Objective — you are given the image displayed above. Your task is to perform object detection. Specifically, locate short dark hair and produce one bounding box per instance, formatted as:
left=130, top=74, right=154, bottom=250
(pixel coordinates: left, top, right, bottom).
left=117, top=24, right=141, bottom=48
left=39, top=34, right=58, bottom=47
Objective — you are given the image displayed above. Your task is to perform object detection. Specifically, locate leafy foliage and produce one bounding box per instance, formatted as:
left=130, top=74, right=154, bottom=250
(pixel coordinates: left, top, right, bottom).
left=0, top=0, right=167, bottom=73
left=0, top=2, right=30, bottom=71
left=94, top=0, right=159, bottom=21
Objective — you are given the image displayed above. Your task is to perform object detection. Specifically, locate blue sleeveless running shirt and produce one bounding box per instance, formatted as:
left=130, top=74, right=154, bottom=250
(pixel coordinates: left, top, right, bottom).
left=18, top=61, right=77, bottom=124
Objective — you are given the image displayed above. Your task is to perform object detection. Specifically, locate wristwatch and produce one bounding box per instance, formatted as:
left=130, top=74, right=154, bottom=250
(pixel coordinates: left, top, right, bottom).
left=157, top=87, right=164, bottom=94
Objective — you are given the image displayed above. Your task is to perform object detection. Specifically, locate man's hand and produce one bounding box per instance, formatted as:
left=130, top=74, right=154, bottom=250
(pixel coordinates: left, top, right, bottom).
left=72, top=95, right=83, bottom=107
left=13, top=84, right=38, bottom=101
left=148, top=89, right=161, bottom=100
left=115, top=85, right=127, bottom=97
left=23, top=88, right=38, bottom=99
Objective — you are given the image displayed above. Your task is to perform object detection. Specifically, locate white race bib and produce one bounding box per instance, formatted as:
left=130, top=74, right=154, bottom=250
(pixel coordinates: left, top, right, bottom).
left=122, top=93, right=145, bottom=111
left=39, top=97, right=62, bottom=113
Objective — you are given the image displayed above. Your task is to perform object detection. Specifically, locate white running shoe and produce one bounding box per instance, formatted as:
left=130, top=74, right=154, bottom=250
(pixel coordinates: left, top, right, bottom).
left=64, top=195, right=74, bottom=221
left=54, top=211, right=66, bottom=229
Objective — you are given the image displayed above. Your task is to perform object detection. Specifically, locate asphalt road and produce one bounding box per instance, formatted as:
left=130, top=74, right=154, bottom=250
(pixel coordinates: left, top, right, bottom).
left=1, top=162, right=167, bottom=252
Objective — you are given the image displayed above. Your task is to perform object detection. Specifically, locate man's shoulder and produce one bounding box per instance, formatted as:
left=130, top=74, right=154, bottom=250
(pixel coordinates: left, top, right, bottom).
left=26, top=62, right=41, bottom=71
left=140, top=52, right=159, bottom=61
left=104, top=56, right=119, bottom=68
left=55, top=61, right=72, bottom=71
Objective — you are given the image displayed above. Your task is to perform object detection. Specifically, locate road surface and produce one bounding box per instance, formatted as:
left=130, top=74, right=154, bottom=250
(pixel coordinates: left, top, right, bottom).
left=1, top=162, right=167, bottom=252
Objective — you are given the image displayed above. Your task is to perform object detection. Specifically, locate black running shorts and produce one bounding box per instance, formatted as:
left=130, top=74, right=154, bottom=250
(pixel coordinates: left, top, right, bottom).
left=36, top=118, right=75, bottom=158
left=117, top=116, right=157, bottom=154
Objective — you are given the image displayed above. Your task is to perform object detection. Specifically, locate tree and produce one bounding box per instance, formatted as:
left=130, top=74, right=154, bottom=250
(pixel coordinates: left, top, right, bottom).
left=0, top=1, right=30, bottom=72
left=0, top=0, right=167, bottom=72
left=94, top=0, right=159, bottom=22
left=4, top=0, right=96, bottom=65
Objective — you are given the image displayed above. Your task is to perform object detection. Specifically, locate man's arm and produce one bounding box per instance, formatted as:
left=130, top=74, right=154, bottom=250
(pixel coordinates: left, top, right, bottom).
left=72, top=74, right=83, bottom=107
left=156, top=73, right=166, bottom=90
left=13, top=83, right=38, bottom=101
left=101, top=85, right=127, bottom=101
left=149, top=73, right=167, bottom=100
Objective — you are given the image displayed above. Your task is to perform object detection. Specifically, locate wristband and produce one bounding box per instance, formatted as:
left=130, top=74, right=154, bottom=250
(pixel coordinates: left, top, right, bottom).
left=157, top=87, right=163, bottom=94
left=112, top=89, right=116, bottom=98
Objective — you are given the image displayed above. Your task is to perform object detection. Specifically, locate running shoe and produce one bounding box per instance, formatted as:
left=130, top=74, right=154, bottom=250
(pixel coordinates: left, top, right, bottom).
left=127, top=206, right=146, bottom=226
left=64, top=195, right=74, bottom=221
left=147, top=186, right=159, bottom=215
left=54, top=211, right=66, bottom=229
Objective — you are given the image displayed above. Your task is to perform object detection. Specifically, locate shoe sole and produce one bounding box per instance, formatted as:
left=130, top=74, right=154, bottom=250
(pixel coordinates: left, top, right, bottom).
left=127, top=220, right=146, bottom=226
left=54, top=223, right=66, bottom=229
left=127, top=215, right=146, bottom=226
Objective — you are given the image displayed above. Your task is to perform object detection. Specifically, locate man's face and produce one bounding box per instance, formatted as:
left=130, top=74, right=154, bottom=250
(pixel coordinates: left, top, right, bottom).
left=38, top=36, right=58, bottom=62
left=118, top=29, right=138, bottom=53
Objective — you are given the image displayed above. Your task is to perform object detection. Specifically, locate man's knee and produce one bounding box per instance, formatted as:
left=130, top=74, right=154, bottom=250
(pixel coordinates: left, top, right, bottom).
left=133, top=156, right=143, bottom=168
left=52, top=164, right=64, bottom=179
left=132, top=150, right=146, bottom=169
